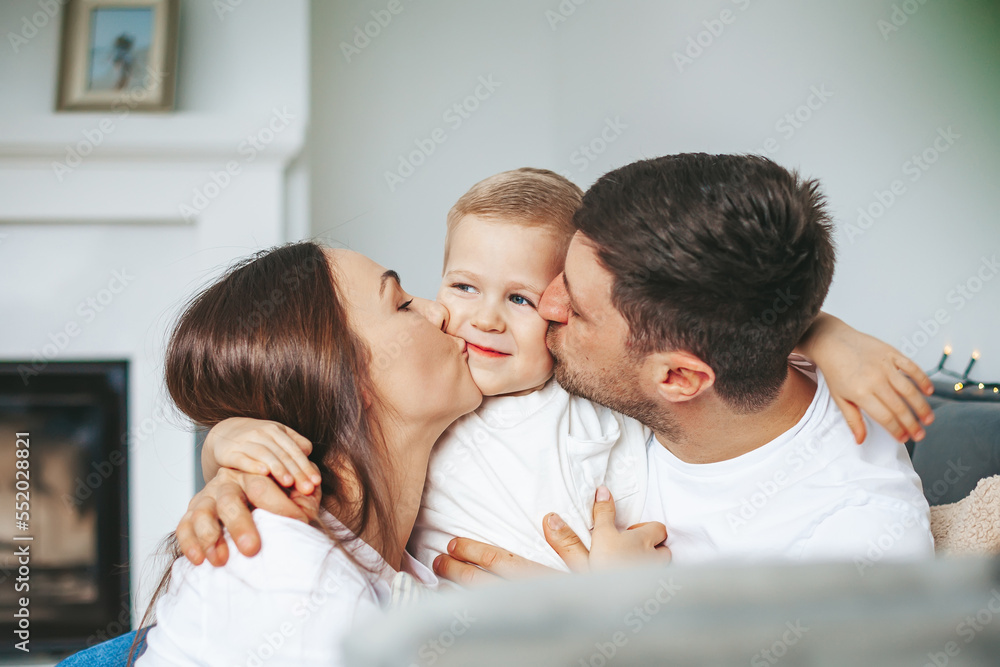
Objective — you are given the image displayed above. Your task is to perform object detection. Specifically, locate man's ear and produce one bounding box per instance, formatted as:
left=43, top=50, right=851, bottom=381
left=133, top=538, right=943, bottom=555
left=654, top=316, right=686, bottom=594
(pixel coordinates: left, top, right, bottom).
left=646, top=350, right=716, bottom=403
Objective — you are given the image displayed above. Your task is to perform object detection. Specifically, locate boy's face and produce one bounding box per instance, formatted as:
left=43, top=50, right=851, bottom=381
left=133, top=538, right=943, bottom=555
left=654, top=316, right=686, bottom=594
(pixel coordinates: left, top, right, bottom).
left=438, top=214, right=565, bottom=397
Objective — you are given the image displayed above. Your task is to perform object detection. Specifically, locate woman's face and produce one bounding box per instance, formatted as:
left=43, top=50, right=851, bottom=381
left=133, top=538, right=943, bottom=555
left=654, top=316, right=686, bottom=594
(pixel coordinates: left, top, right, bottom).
left=326, top=249, right=481, bottom=428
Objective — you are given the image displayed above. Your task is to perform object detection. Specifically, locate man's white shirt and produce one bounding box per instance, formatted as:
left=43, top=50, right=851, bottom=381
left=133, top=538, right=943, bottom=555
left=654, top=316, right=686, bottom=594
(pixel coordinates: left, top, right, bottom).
left=639, top=368, right=934, bottom=565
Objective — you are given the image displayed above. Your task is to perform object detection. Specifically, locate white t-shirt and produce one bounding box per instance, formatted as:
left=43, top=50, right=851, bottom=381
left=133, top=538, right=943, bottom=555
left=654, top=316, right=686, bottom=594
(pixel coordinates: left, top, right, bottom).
left=640, top=368, right=934, bottom=565
left=139, top=509, right=436, bottom=666
left=409, top=379, right=650, bottom=571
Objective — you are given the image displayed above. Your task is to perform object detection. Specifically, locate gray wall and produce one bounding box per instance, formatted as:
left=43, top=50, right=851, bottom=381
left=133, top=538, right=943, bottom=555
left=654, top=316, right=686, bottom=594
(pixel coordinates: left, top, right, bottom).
left=309, top=0, right=1000, bottom=380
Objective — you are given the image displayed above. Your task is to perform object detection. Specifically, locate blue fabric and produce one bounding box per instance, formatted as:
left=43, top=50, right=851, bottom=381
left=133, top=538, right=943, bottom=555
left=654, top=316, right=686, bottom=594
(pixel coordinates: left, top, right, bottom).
left=57, top=627, right=149, bottom=666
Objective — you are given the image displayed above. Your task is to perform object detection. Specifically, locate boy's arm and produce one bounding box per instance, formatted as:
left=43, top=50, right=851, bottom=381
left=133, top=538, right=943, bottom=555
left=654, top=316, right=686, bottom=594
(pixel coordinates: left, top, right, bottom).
left=794, top=311, right=935, bottom=444
left=202, top=417, right=319, bottom=491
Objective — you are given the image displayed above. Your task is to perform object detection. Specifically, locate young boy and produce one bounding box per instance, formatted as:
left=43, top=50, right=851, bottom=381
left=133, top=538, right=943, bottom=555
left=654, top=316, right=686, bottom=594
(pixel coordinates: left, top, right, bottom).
left=409, top=168, right=650, bottom=570
left=198, top=167, right=933, bottom=572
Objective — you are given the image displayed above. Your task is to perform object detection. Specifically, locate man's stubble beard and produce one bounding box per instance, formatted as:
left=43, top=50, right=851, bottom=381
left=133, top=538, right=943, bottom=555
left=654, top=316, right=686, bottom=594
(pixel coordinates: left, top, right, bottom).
left=546, top=324, right=683, bottom=441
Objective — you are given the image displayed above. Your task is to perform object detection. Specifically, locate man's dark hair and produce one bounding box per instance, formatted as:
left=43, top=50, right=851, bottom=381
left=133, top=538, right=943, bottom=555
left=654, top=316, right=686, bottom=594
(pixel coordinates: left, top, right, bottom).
left=575, top=153, right=836, bottom=413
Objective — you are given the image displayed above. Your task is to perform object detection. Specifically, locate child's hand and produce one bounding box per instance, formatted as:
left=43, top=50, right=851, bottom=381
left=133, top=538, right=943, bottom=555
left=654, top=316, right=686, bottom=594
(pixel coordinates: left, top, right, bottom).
left=543, top=486, right=671, bottom=572
left=800, top=315, right=935, bottom=444
left=203, top=417, right=321, bottom=495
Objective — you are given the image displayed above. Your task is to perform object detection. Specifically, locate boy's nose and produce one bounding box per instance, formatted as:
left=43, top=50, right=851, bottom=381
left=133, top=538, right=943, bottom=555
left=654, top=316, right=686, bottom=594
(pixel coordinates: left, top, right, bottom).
left=538, top=273, right=570, bottom=324
left=471, top=303, right=504, bottom=333
left=412, top=297, right=449, bottom=331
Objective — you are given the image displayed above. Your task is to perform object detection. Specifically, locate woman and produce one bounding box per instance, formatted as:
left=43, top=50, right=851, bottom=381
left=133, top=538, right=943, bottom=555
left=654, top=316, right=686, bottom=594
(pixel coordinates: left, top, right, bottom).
left=62, top=241, right=481, bottom=665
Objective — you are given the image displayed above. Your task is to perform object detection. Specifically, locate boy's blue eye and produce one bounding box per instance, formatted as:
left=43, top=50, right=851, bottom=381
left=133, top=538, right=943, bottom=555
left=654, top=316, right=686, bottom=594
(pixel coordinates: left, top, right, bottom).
left=453, top=283, right=476, bottom=294
left=509, top=294, right=534, bottom=307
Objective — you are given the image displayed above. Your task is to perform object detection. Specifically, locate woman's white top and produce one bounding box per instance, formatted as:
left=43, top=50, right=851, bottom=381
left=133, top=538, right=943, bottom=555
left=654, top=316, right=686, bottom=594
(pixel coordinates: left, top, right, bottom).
left=410, top=378, right=650, bottom=571
left=138, top=508, right=436, bottom=666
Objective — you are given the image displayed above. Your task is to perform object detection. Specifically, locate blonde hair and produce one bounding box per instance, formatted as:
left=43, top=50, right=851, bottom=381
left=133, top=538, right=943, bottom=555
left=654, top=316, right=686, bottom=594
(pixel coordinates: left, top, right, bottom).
left=444, top=168, right=583, bottom=267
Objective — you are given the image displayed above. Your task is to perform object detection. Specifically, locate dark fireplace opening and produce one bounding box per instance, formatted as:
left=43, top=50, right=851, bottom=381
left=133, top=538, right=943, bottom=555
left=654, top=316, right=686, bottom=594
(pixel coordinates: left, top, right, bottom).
left=0, top=361, right=130, bottom=655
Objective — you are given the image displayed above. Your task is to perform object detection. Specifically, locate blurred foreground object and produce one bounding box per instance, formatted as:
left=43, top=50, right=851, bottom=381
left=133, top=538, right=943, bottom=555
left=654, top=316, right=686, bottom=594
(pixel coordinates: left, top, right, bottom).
left=346, top=557, right=1000, bottom=667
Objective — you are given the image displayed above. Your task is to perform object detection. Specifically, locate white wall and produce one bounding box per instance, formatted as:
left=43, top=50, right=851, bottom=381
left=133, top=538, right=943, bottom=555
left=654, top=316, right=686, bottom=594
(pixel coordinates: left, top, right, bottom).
left=310, top=0, right=1000, bottom=380
left=0, top=0, right=309, bottom=633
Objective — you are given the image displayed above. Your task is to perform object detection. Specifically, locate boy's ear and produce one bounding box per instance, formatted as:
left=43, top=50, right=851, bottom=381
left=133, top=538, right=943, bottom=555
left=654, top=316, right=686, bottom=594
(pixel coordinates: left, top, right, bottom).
left=645, top=350, right=715, bottom=403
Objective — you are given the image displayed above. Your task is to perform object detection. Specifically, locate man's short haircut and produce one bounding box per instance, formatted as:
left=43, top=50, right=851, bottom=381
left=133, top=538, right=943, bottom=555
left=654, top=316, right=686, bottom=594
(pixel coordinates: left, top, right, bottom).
left=575, top=153, right=836, bottom=413
left=444, top=167, right=583, bottom=266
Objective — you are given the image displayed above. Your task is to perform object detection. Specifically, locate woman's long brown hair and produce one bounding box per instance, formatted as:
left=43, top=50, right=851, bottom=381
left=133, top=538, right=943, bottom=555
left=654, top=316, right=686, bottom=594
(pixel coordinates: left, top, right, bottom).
left=129, top=242, right=396, bottom=662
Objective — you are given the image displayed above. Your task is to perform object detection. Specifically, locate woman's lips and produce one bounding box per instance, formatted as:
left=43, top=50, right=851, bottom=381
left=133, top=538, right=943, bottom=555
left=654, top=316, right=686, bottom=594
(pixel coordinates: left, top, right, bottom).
left=467, top=342, right=510, bottom=358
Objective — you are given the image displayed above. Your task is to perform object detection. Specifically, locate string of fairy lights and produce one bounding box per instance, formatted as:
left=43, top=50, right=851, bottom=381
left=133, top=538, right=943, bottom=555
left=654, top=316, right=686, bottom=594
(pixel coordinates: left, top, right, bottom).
left=926, top=346, right=999, bottom=395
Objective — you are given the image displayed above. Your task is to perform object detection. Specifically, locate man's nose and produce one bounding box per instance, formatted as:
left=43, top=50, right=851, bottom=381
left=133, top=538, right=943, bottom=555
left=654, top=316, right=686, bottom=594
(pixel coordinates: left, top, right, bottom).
left=411, top=297, right=449, bottom=331
left=538, top=273, right=570, bottom=324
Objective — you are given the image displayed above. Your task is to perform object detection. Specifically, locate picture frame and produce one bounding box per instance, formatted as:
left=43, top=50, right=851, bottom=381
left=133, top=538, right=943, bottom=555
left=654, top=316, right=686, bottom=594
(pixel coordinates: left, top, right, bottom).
left=57, top=0, right=179, bottom=112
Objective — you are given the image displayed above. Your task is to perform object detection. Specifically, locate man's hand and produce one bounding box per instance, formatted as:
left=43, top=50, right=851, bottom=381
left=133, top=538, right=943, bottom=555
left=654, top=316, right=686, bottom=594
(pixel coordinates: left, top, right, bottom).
left=432, top=538, right=559, bottom=587
left=176, top=465, right=321, bottom=567
left=544, top=486, right=671, bottom=572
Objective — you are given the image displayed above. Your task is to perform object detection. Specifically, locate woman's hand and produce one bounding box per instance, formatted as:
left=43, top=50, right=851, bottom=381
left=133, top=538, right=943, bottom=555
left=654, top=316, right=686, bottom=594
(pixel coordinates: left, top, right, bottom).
left=544, top=486, right=671, bottom=572
left=202, top=417, right=320, bottom=495
left=795, top=313, right=935, bottom=444
left=176, top=464, right=321, bottom=567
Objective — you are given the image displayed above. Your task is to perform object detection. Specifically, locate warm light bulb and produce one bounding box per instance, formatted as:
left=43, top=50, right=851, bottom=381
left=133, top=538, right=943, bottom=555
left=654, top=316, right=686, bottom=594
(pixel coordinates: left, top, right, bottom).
left=954, top=382, right=963, bottom=391
left=980, top=383, right=986, bottom=389
left=972, top=349, right=980, bottom=359
left=944, top=344, right=953, bottom=355
left=995, top=387, right=999, bottom=394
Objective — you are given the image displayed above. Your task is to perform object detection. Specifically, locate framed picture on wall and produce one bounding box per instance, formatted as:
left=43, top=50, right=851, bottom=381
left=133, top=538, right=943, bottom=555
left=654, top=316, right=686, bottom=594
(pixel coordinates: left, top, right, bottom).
left=57, top=0, right=179, bottom=111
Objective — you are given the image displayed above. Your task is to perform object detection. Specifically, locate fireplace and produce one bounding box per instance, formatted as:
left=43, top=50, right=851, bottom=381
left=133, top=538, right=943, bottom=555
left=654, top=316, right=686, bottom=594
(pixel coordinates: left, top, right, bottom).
left=0, top=361, right=130, bottom=655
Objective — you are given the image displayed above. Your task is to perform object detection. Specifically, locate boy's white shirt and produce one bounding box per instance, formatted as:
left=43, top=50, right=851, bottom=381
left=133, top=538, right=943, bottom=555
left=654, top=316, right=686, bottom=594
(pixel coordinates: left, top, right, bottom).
left=639, top=367, right=935, bottom=564
left=139, top=509, right=437, bottom=666
left=410, top=378, right=650, bottom=572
